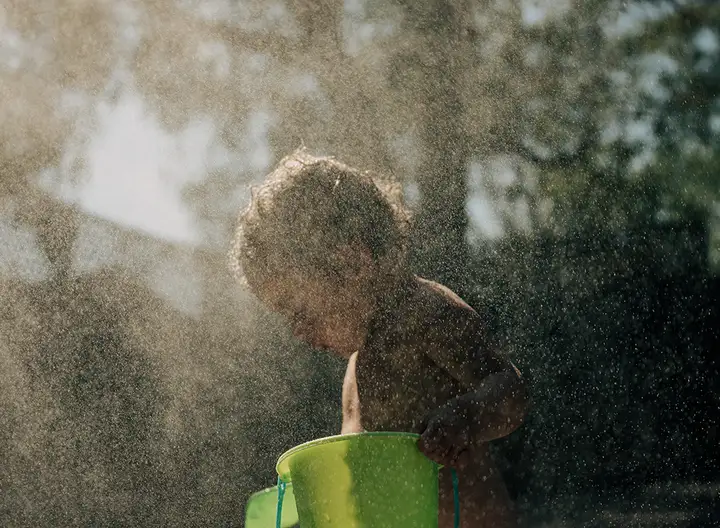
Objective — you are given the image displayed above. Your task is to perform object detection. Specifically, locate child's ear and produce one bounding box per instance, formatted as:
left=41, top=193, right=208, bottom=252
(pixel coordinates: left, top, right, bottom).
left=336, top=243, right=375, bottom=281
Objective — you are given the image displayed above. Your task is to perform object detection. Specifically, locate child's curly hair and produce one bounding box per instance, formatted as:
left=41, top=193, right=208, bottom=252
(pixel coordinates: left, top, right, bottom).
left=229, top=148, right=410, bottom=286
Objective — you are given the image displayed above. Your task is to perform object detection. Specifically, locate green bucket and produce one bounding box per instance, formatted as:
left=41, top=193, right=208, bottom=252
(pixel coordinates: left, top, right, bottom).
left=275, top=432, right=440, bottom=528
left=245, top=483, right=299, bottom=528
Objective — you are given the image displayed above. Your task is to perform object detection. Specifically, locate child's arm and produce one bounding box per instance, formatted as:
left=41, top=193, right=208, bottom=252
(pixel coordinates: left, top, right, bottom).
left=426, top=366, right=527, bottom=440
left=341, top=352, right=364, bottom=434
left=419, top=315, right=528, bottom=464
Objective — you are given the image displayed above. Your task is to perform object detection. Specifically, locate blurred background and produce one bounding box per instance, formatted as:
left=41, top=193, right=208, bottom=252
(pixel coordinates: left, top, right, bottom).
left=0, top=0, right=718, bottom=526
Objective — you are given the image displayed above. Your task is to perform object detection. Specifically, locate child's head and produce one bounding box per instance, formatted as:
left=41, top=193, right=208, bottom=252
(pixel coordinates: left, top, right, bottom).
left=231, top=148, right=409, bottom=287
left=229, top=149, right=410, bottom=355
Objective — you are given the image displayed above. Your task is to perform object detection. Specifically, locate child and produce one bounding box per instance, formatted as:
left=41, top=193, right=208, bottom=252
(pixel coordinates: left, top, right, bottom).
left=230, top=149, right=528, bottom=527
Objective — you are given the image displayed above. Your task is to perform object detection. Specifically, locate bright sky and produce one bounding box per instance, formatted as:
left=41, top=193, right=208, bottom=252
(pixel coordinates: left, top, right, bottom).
left=77, top=92, right=214, bottom=245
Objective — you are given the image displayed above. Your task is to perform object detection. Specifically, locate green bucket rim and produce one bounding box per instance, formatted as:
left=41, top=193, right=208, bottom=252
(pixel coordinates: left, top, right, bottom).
left=276, top=431, right=421, bottom=481
left=247, top=482, right=294, bottom=502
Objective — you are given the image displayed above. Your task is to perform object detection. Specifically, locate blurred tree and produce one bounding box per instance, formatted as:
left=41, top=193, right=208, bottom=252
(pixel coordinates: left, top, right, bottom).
left=1, top=0, right=118, bottom=281
left=511, top=0, right=719, bottom=235
left=389, top=0, right=474, bottom=290
left=464, top=0, right=720, bottom=502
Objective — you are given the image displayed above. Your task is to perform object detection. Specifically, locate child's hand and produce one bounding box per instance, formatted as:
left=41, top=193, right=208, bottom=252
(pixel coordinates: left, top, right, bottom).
left=418, top=402, right=472, bottom=467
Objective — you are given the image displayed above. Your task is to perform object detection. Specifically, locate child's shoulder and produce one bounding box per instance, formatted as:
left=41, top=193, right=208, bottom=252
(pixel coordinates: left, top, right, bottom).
left=413, top=276, right=478, bottom=319
left=401, top=277, right=495, bottom=376
left=403, top=276, right=488, bottom=344
left=373, top=275, right=484, bottom=346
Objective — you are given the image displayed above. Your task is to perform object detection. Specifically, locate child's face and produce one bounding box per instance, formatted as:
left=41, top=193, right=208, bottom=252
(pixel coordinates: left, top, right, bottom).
left=251, top=270, right=376, bottom=359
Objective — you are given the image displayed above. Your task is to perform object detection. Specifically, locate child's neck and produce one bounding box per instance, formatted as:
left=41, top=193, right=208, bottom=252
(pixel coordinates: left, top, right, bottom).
left=362, top=272, right=417, bottom=350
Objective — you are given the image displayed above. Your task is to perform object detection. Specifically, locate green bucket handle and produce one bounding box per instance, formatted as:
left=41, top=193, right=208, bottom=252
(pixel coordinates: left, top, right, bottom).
left=451, top=468, right=459, bottom=528
left=275, top=477, right=287, bottom=528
